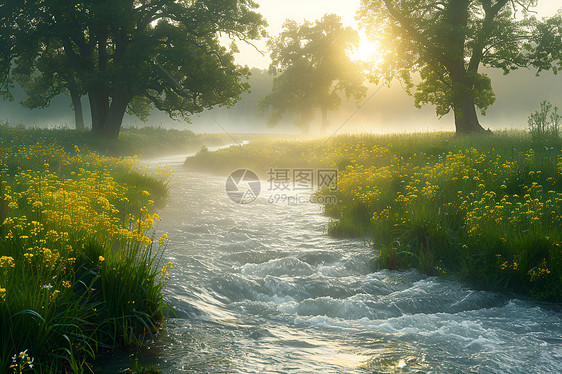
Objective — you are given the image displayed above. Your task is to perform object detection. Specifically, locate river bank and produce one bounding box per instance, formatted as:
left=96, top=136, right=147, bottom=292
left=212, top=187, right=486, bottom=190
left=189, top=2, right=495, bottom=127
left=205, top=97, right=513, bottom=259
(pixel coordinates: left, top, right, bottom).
left=97, top=155, right=562, bottom=373
left=186, top=131, right=562, bottom=301
left=0, top=130, right=171, bottom=372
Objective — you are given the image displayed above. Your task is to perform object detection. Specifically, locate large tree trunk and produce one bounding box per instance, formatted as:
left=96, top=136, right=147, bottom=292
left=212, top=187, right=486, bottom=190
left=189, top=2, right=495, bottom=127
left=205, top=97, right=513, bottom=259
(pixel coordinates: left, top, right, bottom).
left=88, top=84, right=130, bottom=139
left=99, top=90, right=131, bottom=139
left=70, top=87, right=85, bottom=130
left=452, top=92, right=488, bottom=134
left=88, top=84, right=110, bottom=135
left=449, top=64, right=488, bottom=134
left=446, top=0, right=489, bottom=135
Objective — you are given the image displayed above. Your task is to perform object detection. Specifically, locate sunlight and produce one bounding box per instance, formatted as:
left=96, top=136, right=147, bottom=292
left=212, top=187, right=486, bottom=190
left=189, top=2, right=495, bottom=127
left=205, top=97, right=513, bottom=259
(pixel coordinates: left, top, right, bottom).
left=349, top=30, right=380, bottom=63
left=3, top=0, right=562, bottom=372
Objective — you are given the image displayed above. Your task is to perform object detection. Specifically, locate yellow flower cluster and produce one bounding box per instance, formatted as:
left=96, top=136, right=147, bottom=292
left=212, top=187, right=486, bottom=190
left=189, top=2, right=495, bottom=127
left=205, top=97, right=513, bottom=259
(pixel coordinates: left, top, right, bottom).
left=0, top=256, right=15, bottom=269
left=528, top=259, right=552, bottom=281
left=0, top=142, right=171, bottom=305
left=160, top=261, right=174, bottom=280
left=318, top=142, right=560, bottom=288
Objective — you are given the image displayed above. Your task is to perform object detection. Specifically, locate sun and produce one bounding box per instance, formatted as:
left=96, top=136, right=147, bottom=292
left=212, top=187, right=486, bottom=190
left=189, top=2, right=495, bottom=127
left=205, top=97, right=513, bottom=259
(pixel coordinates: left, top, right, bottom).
left=349, top=31, right=380, bottom=63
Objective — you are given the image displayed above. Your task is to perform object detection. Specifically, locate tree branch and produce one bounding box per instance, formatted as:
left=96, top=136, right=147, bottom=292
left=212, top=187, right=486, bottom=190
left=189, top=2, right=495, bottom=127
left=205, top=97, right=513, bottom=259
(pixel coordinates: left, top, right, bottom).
left=468, top=0, right=510, bottom=72
left=382, top=0, right=448, bottom=66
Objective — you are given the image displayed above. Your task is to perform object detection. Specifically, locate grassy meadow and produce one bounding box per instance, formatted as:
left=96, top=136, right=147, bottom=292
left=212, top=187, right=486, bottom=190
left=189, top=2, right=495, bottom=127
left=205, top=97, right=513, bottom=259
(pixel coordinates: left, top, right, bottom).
left=0, top=129, right=173, bottom=372
left=0, top=123, right=229, bottom=158
left=187, top=131, right=562, bottom=301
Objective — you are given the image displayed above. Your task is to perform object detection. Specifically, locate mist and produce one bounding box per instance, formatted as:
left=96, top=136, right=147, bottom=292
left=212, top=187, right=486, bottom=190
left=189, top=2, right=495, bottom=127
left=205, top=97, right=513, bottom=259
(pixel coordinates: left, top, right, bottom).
left=1, top=66, right=561, bottom=135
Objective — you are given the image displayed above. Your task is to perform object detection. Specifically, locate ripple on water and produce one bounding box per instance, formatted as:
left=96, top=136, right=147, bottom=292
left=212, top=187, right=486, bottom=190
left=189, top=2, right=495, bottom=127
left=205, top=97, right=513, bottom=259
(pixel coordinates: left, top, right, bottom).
left=240, top=257, right=316, bottom=277
left=94, top=164, right=562, bottom=374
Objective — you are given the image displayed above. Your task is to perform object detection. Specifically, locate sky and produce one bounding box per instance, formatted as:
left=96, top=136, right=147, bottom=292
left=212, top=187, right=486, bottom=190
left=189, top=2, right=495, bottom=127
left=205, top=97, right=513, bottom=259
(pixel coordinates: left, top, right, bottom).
left=234, top=0, right=562, bottom=69
left=234, top=0, right=362, bottom=68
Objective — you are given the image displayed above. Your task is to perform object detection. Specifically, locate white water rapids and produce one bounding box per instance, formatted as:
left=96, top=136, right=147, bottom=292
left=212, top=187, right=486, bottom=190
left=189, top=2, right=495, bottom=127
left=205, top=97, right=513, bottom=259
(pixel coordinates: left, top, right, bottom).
left=96, top=153, right=562, bottom=373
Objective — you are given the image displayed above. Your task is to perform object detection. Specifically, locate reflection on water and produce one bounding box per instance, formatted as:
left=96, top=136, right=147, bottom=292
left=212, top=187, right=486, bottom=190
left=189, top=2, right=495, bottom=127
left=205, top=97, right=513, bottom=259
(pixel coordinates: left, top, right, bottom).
left=96, top=156, right=562, bottom=373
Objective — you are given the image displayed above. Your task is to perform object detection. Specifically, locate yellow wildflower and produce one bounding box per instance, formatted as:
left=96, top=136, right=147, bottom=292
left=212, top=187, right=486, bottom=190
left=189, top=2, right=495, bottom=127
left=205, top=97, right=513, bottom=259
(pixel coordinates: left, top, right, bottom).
left=158, top=233, right=169, bottom=246
left=50, top=289, right=60, bottom=302
left=0, top=256, right=15, bottom=268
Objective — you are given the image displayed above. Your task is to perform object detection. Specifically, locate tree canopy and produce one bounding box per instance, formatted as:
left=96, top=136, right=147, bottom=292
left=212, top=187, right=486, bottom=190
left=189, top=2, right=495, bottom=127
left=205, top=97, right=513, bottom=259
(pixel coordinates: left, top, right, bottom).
left=358, top=0, right=562, bottom=133
left=1, top=0, right=267, bottom=138
left=259, top=14, right=366, bottom=134
left=12, top=40, right=86, bottom=130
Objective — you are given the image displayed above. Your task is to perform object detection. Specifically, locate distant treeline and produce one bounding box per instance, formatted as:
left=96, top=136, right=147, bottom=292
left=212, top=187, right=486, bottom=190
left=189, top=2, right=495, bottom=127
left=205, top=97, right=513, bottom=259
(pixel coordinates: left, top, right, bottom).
left=1, top=68, right=561, bottom=133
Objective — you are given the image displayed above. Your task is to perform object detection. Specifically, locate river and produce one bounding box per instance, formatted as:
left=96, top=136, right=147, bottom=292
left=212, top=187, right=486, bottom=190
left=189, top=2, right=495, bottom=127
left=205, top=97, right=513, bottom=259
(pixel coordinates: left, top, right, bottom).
left=97, top=153, right=562, bottom=373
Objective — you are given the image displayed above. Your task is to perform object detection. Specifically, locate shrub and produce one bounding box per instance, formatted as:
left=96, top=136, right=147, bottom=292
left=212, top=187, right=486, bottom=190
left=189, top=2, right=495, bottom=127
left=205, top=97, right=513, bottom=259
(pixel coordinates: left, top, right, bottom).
left=528, top=100, right=561, bottom=142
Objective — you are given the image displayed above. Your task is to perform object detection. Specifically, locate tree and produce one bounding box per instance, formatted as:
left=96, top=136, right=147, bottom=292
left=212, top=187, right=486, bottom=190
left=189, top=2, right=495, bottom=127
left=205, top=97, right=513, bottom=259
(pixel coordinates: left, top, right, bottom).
left=13, top=41, right=86, bottom=130
left=358, top=0, right=562, bottom=134
left=1, top=0, right=266, bottom=139
left=259, top=14, right=367, bottom=134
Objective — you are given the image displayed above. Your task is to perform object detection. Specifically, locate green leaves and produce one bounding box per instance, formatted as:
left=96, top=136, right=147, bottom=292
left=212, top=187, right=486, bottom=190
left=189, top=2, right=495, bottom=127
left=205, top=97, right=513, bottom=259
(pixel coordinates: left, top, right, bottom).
left=527, top=13, right=562, bottom=74
left=260, top=14, right=367, bottom=132
left=1, top=0, right=267, bottom=137
left=359, top=0, right=562, bottom=132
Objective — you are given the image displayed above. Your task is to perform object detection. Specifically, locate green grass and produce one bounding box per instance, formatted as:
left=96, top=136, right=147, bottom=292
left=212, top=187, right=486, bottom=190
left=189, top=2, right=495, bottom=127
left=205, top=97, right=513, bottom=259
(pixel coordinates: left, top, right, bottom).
left=0, top=123, right=230, bottom=158
left=187, top=130, right=562, bottom=301
left=1, top=129, right=173, bottom=372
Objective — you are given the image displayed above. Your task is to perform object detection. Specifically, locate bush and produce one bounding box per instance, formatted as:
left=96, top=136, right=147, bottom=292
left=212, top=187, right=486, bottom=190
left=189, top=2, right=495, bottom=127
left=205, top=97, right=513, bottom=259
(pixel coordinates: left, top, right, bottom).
left=528, top=101, right=561, bottom=142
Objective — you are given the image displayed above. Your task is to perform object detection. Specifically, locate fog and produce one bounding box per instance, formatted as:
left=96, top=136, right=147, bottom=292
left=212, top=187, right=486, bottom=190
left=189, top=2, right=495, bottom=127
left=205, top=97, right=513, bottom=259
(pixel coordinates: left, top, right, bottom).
left=1, top=67, right=561, bottom=134
left=2, top=0, right=560, bottom=135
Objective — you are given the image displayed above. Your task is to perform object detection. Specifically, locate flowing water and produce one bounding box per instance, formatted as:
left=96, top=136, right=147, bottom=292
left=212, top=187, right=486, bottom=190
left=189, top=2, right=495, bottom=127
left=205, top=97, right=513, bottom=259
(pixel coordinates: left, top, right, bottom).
left=97, top=154, right=562, bottom=373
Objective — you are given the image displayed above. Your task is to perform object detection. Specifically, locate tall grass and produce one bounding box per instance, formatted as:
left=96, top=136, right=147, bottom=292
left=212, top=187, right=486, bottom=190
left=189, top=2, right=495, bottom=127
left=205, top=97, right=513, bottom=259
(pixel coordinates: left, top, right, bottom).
left=1, top=133, right=172, bottom=372
left=0, top=123, right=228, bottom=157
